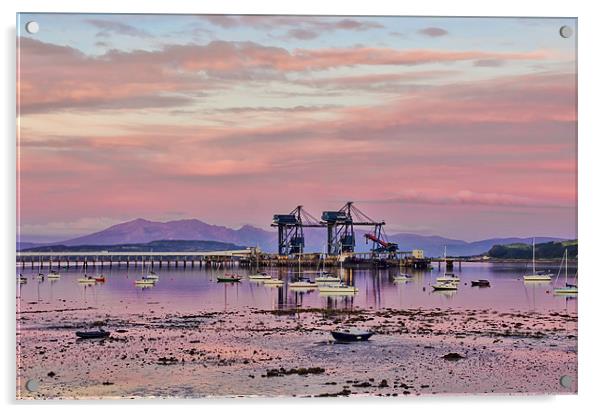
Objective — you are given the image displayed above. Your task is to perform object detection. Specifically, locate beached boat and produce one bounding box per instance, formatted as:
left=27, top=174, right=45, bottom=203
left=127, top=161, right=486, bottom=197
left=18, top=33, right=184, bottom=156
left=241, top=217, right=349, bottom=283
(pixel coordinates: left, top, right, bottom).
left=432, top=281, right=458, bottom=291
left=76, top=329, right=110, bottom=339
left=331, top=328, right=374, bottom=342
left=248, top=272, right=271, bottom=280
left=553, top=249, right=577, bottom=295
left=217, top=274, right=242, bottom=282
left=471, top=279, right=490, bottom=287
left=523, top=238, right=552, bottom=281
left=318, top=283, right=358, bottom=294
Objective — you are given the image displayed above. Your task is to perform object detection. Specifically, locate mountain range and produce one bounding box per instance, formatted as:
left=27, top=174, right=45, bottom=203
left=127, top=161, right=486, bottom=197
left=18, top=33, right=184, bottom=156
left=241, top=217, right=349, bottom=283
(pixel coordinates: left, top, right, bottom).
left=19, top=218, right=566, bottom=257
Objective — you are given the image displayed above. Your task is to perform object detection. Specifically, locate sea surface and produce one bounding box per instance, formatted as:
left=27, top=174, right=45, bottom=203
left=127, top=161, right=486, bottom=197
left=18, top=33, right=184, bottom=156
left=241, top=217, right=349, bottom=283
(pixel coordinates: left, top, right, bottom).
left=17, top=262, right=578, bottom=314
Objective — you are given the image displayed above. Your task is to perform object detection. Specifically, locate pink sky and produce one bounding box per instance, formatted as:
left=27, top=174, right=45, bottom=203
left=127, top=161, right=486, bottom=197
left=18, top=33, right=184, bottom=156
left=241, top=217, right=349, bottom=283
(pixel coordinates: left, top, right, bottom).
left=17, top=15, right=577, bottom=242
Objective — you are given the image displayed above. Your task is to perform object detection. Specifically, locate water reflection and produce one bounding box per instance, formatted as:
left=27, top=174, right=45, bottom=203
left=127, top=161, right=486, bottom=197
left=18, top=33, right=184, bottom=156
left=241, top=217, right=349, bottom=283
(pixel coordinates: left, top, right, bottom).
left=16, top=262, right=577, bottom=314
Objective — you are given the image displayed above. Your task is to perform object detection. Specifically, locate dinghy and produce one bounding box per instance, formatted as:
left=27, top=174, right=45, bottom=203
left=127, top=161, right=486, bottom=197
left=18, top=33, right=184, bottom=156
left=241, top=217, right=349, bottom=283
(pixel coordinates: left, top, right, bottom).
left=471, top=279, right=490, bottom=287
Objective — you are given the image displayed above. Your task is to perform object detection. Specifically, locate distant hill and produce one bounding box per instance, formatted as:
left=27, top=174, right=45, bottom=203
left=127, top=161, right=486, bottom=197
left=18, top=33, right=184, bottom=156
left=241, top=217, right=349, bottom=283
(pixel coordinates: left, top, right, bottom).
left=22, top=217, right=567, bottom=256
left=58, top=218, right=276, bottom=250
left=487, top=240, right=577, bottom=259
left=21, top=240, right=247, bottom=253
left=384, top=234, right=564, bottom=257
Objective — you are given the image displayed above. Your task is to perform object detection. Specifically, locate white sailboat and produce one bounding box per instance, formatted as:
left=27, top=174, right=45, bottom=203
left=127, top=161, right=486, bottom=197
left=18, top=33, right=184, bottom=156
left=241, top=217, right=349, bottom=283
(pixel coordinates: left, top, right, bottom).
left=553, top=249, right=577, bottom=295
left=315, top=247, right=340, bottom=283
left=290, top=254, right=318, bottom=289
left=523, top=238, right=552, bottom=281
left=432, top=281, right=458, bottom=291
left=436, top=246, right=460, bottom=283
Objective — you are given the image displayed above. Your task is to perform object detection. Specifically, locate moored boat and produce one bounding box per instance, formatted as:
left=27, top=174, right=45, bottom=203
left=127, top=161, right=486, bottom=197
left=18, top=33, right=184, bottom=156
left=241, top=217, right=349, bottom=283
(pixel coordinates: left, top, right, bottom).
left=436, top=272, right=460, bottom=283
left=47, top=270, right=61, bottom=279
left=263, top=278, right=284, bottom=286
left=432, top=281, right=458, bottom=291
left=553, top=249, right=577, bottom=295
left=471, top=279, right=490, bottom=287
left=78, top=276, right=97, bottom=284
left=289, top=279, right=318, bottom=289
left=318, top=283, right=358, bottom=294
left=18, top=275, right=27, bottom=284
left=217, top=274, right=242, bottom=282
left=134, top=279, right=155, bottom=286
left=94, top=275, right=106, bottom=282
left=248, top=272, right=271, bottom=280
left=523, top=238, right=552, bottom=281
left=393, top=273, right=412, bottom=282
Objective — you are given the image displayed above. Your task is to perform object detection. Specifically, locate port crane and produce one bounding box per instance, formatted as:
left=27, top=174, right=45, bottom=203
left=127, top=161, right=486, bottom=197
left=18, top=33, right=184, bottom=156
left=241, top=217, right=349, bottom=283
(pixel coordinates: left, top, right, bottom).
left=272, top=205, right=322, bottom=256
left=321, top=202, right=390, bottom=256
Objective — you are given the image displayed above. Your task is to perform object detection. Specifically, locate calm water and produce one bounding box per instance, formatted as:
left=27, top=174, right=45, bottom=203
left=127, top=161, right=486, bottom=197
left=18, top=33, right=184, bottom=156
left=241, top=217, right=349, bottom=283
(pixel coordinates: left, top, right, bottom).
left=16, top=262, right=577, bottom=314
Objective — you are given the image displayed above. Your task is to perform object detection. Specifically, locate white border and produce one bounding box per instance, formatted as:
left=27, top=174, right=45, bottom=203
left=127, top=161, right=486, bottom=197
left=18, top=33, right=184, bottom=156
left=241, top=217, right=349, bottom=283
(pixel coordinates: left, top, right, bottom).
left=2, top=0, right=599, bottom=412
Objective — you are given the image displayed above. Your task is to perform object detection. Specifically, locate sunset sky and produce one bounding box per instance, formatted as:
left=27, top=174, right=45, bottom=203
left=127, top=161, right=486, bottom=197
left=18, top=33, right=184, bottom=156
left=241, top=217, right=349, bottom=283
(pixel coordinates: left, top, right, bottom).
left=17, top=14, right=577, bottom=242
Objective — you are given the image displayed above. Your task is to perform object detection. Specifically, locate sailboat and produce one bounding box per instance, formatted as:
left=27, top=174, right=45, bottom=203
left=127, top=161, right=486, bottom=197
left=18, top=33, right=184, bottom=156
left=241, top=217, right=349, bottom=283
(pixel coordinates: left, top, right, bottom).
left=315, top=247, right=340, bottom=283
left=432, top=280, right=458, bottom=291
left=436, top=246, right=460, bottom=283
left=523, top=238, right=552, bottom=281
left=318, top=251, right=358, bottom=294
left=290, top=254, right=318, bottom=289
left=553, top=249, right=577, bottom=295
left=47, top=269, right=61, bottom=279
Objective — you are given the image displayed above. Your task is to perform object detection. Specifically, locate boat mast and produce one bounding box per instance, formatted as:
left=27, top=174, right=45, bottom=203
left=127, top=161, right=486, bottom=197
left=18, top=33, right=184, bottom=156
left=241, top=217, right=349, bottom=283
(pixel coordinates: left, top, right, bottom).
left=532, top=238, right=535, bottom=274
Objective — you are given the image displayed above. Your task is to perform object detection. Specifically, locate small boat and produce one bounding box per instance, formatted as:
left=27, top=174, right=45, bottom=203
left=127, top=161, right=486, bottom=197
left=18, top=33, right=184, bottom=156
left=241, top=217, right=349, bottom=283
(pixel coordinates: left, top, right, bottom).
left=17, top=275, right=27, bottom=284
left=94, top=276, right=106, bottom=282
left=436, top=272, right=460, bottom=283
left=318, top=283, right=358, bottom=294
left=142, top=274, right=159, bottom=280
left=75, top=329, right=110, bottom=339
left=315, top=275, right=341, bottom=283
left=432, top=281, right=458, bottom=291
left=471, top=279, right=490, bottom=287
left=36, top=273, right=45, bottom=280
left=47, top=270, right=61, bottom=279
left=248, top=272, right=271, bottom=280
left=217, top=274, right=242, bottom=282
left=553, top=249, right=577, bottom=295
left=135, top=279, right=155, bottom=286
left=289, top=278, right=318, bottom=289
left=393, top=273, right=412, bottom=282
left=523, top=238, right=552, bottom=281
left=331, top=328, right=374, bottom=342
left=77, top=276, right=97, bottom=284
left=263, top=278, right=284, bottom=286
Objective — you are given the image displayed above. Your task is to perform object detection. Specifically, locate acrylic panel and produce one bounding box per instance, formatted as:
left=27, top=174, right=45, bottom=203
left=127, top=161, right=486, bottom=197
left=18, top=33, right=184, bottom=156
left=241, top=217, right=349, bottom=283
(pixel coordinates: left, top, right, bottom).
left=16, top=14, right=577, bottom=399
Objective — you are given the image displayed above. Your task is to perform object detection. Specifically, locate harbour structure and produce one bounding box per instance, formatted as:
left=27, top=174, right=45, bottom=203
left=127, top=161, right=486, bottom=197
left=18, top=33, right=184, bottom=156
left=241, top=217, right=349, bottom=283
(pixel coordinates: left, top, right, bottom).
left=271, top=205, right=323, bottom=256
